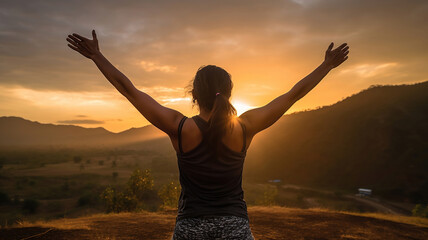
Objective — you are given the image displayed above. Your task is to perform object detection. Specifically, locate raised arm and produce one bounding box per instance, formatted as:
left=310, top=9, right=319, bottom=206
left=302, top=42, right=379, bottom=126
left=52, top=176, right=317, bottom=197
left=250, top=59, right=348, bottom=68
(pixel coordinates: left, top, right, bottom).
left=66, top=30, right=183, bottom=136
left=239, top=42, right=349, bottom=137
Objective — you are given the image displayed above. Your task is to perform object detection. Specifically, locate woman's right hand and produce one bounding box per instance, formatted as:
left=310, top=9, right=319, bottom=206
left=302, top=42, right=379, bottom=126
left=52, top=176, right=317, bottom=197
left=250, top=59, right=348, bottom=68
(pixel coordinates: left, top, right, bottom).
left=66, top=30, right=101, bottom=59
left=324, top=42, right=349, bottom=69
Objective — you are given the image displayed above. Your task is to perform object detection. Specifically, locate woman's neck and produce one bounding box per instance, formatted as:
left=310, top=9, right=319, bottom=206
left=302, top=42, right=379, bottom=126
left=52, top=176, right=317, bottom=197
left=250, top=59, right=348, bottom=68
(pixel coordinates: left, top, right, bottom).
left=198, top=108, right=212, bottom=122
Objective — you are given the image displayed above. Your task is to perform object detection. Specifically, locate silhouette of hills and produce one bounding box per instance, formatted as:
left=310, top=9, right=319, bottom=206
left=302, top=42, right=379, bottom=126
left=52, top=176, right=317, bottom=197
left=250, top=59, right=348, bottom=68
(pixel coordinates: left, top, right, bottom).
left=245, top=81, right=428, bottom=202
left=0, top=116, right=165, bottom=148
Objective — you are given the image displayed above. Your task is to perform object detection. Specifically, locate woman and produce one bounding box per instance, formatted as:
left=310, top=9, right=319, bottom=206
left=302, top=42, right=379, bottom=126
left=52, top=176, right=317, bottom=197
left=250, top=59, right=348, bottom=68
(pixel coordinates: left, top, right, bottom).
left=66, top=30, right=349, bottom=240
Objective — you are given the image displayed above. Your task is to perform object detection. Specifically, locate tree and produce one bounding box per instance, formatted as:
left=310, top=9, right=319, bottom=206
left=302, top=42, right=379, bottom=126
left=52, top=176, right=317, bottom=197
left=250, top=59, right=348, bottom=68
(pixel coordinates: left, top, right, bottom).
left=255, top=185, right=278, bottom=206
left=127, top=169, right=154, bottom=201
left=158, top=180, right=181, bottom=208
left=412, top=204, right=428, bottom=218
left=100, top=168, right=155, bottom=213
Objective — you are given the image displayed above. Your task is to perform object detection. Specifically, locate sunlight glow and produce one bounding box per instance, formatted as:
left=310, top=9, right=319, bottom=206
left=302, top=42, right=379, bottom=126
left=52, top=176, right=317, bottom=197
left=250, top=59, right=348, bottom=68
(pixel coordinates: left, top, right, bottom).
left=232, top=100, right=255, bottom=116
left=8, top=87, right=119, bottom=107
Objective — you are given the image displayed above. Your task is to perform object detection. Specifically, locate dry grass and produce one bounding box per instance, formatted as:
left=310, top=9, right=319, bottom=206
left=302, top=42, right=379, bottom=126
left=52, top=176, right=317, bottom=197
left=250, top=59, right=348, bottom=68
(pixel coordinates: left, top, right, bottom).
left=12, top=210, right=172, bottom=230
left=296, top=206, right=428, bottom=228
left=341, top=211, right=428, bottom=228
left=1, top=206, right=427, bottom=240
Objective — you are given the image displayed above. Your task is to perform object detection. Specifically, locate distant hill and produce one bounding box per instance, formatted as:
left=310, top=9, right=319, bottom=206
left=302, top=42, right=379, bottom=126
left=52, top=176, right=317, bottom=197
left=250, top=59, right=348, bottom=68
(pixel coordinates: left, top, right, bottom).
left=0, top=116, right=165, bottom=148
left=245, top=81, right=428, bottom=202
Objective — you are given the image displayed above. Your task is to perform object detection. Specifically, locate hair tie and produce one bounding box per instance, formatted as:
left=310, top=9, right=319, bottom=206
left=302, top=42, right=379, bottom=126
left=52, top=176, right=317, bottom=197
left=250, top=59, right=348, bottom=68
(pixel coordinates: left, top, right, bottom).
left=216, top=92, right=220, bottom=96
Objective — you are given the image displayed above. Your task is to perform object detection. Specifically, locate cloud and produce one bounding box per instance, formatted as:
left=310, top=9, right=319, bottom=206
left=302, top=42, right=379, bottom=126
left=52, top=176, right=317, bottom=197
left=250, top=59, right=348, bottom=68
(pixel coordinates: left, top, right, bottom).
left=139, top=60, right=177, bottom=73
left=159, top=97, right=192, bottom=106
left=1, top=0, right=426, bottom=93
left=340, top=62, right=399, bottom=78
left=0, top=0, right=428, bottom=91
left=75, top=114, right=88, bottom=118
left=7, top=87, right=120, bottom=107
left=1, top=84, right=192, bottom=109
left=57, top=119, right=105, bottom=124
left=1, top=0, right=427, bottom=132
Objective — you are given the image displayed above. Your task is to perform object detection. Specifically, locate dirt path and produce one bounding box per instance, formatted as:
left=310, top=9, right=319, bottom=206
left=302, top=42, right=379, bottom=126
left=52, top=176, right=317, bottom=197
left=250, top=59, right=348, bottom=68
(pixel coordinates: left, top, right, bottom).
left=1, top=206, right=427, bottom=240
left=345, top=195, right=403, bottom=215
left=281, top=184, right=408, bottom=216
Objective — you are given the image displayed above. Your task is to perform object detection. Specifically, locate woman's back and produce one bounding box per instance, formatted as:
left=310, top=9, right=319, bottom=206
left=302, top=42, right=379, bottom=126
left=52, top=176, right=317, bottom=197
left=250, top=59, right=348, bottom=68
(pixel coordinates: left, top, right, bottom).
left=175, top=115, right=251, bottom=154
left=175, top=115, right=250, bottom=222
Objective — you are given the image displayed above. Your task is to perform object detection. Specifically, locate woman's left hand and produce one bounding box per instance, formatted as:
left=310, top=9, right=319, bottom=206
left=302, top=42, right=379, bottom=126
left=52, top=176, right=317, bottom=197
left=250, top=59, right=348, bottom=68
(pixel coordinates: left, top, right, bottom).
left=66, top=30, right=100, bottom=59
left=323, top=42, right=349, bottom=70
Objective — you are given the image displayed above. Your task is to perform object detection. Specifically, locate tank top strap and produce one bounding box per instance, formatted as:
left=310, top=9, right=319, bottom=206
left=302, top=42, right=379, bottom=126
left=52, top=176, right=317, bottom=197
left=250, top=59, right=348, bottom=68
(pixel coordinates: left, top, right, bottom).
left=237, top=118, right=247, bottom=152
left=178, top=116, right=188, bottom=154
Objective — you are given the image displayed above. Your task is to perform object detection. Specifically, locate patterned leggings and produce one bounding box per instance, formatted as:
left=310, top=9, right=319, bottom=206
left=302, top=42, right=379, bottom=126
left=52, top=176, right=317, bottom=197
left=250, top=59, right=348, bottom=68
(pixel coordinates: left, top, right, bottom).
left=172, top=215, right=255, bottom=240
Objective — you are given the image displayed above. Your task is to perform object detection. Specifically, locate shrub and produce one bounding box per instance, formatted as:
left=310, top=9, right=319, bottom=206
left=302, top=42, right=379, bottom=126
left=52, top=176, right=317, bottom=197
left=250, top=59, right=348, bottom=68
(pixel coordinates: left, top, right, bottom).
left=412, top=204, right=428, bottom=218
left=127, top=169, right=154, bottom=201
left=158, top=181, right=181, bottom=208
left=100, top=186, right=137, bottom=213
left=255, top=185, right=278, bottom=206
left=101, top=168, right=155, bottom=213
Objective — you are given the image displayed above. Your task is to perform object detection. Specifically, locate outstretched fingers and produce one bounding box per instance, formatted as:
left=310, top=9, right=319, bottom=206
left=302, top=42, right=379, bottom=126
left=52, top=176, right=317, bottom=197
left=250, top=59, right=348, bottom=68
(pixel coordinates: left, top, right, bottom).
left=67, top=43, right=90, bottom=58
left=333, top=43, right=347, bottom=53
left=67, top=36, right=88, bottom=52
left=66, top=37, right=79, bottom=48
left=67, top=43, right=80, bottom=52
left=67, top=35, right=81, bottom=45
left=72, top=33, right=89, bottom=41
left=67, top=43, right=87, bottom=56
left=341, top=46, right=349, bottom=53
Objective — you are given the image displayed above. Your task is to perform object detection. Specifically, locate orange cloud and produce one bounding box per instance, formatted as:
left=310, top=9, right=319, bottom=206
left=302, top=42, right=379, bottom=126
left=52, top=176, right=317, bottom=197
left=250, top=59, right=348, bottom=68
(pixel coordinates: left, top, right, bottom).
left=139, top=60, right=177, bottom=73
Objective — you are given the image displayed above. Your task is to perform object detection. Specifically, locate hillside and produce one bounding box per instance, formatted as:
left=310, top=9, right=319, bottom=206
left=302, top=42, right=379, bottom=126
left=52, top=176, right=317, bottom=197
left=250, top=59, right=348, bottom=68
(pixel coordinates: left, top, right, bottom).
left=1, top=206, right=427, bottom=240
left=244, top=81, right=428, bottom=202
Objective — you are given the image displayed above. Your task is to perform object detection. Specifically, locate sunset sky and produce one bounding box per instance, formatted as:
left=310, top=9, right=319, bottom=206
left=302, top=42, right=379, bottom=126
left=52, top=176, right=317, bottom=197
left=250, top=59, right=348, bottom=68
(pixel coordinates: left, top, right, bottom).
left=1, top=0, right=427, bottom=133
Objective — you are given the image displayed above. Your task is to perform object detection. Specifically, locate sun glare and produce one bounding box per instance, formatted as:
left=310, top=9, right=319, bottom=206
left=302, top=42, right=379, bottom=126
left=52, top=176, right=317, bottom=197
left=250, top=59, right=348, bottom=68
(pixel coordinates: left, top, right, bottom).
left=232, top=100, right=255, bottom=116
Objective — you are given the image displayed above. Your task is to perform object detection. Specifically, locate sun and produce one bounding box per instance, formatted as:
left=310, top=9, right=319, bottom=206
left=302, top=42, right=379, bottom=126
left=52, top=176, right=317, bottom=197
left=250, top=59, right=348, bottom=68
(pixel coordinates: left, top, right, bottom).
left=231, top=100, right=255, bottom=116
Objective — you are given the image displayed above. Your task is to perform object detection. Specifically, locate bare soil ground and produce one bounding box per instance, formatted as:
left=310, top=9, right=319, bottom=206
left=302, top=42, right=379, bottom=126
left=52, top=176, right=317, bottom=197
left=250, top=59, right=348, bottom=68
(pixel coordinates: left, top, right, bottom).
left=1, top=206, right=427, bottom=240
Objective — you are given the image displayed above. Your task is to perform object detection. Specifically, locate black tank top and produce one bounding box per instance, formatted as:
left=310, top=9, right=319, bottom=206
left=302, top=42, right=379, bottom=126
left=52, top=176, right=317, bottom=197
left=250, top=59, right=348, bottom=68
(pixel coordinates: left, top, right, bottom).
left=176, top=115, right=249, bottom=221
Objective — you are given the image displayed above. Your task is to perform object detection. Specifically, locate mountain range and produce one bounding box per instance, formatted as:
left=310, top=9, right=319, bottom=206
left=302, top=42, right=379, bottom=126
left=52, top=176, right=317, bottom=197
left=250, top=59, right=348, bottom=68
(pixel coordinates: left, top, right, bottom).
left=1, top=81, right=427, bottom=202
